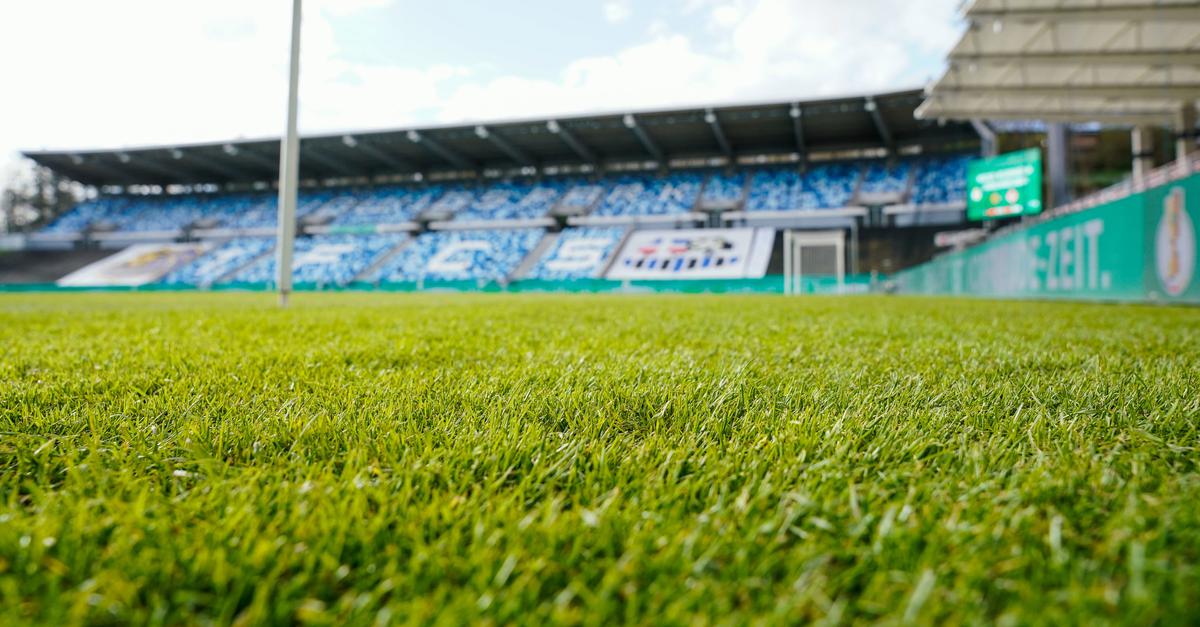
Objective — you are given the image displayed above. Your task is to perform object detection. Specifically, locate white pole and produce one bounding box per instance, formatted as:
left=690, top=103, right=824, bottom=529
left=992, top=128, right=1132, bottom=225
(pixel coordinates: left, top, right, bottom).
left=836, top=234, right=845, bottom=295
left=783, top=230, right=792, bottom=295
left=276, top=0, right=302, bottom=307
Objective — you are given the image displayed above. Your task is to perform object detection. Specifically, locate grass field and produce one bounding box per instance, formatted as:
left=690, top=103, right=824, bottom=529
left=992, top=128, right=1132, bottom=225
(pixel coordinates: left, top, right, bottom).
left=1, top=292, right=1199, bottom=625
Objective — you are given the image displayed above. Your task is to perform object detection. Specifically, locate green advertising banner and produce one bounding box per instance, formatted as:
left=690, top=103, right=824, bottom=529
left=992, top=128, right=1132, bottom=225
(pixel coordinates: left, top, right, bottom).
left=967, top=148, right=1044, bottom=221
left=1143, top=174, right=1200, bottom=303
left=898, top=171, right=1200, bottom=304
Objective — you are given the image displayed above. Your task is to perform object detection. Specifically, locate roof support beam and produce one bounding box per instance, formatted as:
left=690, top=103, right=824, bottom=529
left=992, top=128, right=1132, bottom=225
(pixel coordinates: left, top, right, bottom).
left=299, top=145, right=359, bottom=177
left=950, top=51, right=1200, bottom=67
left=918, top=109, right=1178, bottom=124
left=476, top=125, right=535, bottom=167
left=348, top=138, right=414, bottom=173
left=407, top=130, right=473, bottom=170
left=115, top=153, right=198, bottom=182
left=174, top=150, right=250, bottom=181
left=547, top=120, right=599, bottom=165
left=936, top=84, right=1200, bottom=99
left=66, top=157, right=140, bottom=186
left=864, top=97, right=894, bottom=155
left=222, top=144, right=279, bottom=175
left=623, top=114, right=663, bottom=162
left=967, top=5, right=1200, bottom=23
left=789, top=104, right=806, bottom=156
left=704, top=109, right=733, bottom=159
left=970, top=119, right=997, bottom=157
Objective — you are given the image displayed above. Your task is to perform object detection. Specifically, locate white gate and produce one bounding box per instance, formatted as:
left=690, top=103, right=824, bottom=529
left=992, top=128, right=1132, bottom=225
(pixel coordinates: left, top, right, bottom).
left=782, top=229, right=845, bottom=295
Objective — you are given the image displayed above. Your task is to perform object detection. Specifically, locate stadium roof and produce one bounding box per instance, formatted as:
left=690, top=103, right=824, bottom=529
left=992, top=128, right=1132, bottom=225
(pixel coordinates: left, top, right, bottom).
left=23, top=89, right=977, bottom=188
left=917, top=0, right=1200, bottom=124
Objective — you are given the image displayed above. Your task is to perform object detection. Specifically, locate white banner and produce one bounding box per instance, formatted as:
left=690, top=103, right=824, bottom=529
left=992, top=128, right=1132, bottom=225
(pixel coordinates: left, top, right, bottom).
left=58, top=243, right=210, bottom=287
left=605, top=228, right=774, bottom=280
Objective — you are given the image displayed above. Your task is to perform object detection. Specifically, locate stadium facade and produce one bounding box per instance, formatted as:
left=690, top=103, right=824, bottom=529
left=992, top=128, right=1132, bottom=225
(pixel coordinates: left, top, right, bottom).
left=7, top=89, right=981, bottom=291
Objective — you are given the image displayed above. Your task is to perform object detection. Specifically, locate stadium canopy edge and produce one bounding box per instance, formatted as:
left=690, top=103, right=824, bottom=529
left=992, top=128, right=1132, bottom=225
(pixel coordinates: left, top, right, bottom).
left=21, top=89, right=978, bottom=189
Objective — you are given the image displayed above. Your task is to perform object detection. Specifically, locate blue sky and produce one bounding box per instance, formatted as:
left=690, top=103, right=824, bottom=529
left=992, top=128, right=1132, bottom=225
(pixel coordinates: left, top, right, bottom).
left=0, top=0, right=964, bottom=175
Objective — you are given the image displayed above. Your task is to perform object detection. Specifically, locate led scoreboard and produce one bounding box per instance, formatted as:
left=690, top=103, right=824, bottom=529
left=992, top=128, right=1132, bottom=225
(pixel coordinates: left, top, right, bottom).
left=967, top=148, right=1044, bottom=221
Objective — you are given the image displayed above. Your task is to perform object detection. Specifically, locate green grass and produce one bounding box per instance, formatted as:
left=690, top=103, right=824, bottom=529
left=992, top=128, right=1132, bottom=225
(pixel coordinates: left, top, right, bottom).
left=1, top=293, right=1199, bottom=625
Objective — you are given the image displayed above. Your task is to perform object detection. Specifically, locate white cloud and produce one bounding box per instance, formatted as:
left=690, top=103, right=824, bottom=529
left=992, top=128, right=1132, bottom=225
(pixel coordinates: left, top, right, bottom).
left=0, top=0, right=962, bottom=188
left=603, top=0, right=633, bottom=24
left=434, top=0, right=961, bottom=123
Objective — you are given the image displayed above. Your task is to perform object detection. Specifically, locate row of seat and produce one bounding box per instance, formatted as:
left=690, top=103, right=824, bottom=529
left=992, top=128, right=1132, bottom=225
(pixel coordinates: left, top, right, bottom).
left=45, top=156, right=970, bottom=234
left=155, top=227, right=623, bottom=287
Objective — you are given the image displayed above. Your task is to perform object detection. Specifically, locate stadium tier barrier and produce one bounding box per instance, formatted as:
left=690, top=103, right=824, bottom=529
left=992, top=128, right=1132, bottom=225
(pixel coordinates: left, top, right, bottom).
left=894, top=163, right=1200, bottom=304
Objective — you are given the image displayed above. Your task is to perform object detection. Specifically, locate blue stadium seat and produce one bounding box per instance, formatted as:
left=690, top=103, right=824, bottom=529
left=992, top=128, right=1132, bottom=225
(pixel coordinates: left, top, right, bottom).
left=701, top=172, right=746, bottom=205
left=43, top=197, right=137, bottom=233
left=525, top=227, right=626, bottom=280
left=745, top=168, right=804, bottom=212
left=859, top=160, right=911, bottom=196
left=332, top=185, right=442, bottom=226
left=424, top=187, right=476, bottom=218
left=370, top=229, right=544, bottom=283
left=745, top=163, right=860, bottom=211
left=454, top=179, right=567, bottom=222
left=559, top=182, right=607, bottom=210
left=911, top=155, right=970, bottom=205
left=160, top=238, right=273, bottom=287
left=592, top=173, right=703, bottom=217
left=227, top=234, right=406, bottom=286
left=805, top=162, right=859, bottom=208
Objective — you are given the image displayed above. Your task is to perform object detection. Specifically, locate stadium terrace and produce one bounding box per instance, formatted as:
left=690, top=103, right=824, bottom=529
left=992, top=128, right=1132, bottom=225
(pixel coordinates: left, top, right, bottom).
left=17, top=90, right=980, bottom=291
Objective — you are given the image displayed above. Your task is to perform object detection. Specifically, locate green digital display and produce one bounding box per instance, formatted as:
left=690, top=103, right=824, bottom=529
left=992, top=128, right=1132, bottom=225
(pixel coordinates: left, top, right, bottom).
left=967, top=148, right=1044, bottom=221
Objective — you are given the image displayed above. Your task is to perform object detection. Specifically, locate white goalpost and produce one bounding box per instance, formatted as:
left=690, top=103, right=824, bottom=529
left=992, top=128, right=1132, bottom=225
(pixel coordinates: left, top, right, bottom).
left=276, top=0, right=302, bottom=307
left=782, top=229, right=846, bottom=295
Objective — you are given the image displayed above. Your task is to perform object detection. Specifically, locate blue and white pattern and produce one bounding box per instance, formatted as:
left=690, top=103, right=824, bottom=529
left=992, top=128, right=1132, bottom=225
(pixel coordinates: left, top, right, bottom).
left=526, top=227, right=626, bottom=280
left=159, top=238, right=273, bottom=287
left=227, top=234, right=406, bottom=286
left=804, top=162, right=859, bottom=208
left=746, top=163, right=861, bottom=211
left=911, top=155, right=970, bottom=205
left=424, top=188, right=476, bottom=218
left=332, top=185, right=441, bottom=226
left=701, top=172, right=746, bottom=205
left=746, top=168, right=804, bottom=212
left=858, top=161, right=911, bottom=196
left=370, top=229, right=544, bottom=283
left=593, top=173, right=703, bottom=217
left=454, top=180, right=566, bottom=222
left=211, top=194, right=279, bottom=229
left=559, top=183, right=607, bottom=210
left=44, top=197, right=137, bottom=233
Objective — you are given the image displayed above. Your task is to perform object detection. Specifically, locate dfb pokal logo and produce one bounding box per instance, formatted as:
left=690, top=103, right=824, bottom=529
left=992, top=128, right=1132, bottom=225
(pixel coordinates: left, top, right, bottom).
left=1156, top=187, right=1195, bottom=297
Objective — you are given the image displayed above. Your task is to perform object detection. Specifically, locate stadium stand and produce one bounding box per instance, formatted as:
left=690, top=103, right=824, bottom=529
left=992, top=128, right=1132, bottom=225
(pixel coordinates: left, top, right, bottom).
left=910, top=155, right=970, bottom=206
left=15, top=91, right=986, bottom=288
left=44, top=197, right=135, bottom=233
left=858, top=160, right=911, bottom=196
left=160, top=238, right=273, bottom=287
left=744, top=162, right=860, bottom=212
left=369, top=229, right=545, bottom=283
left=558, top=182, right=607, bottom=211
left=228, top=234, right=406, bottom=286
left=745, top=168, right=804, bottom=212
left=525, top=227, right=627, bottom=280
left=593, top=173, right=703, bottom=217
left=331, top=185, right=439, bottom=226
left=423, top=187, right=476, bottom=219
left=701, top=172, right=746, bottom=206
left=805, top=162, right=859, bottom=209
left=453, top=179, right=567, bottom=222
